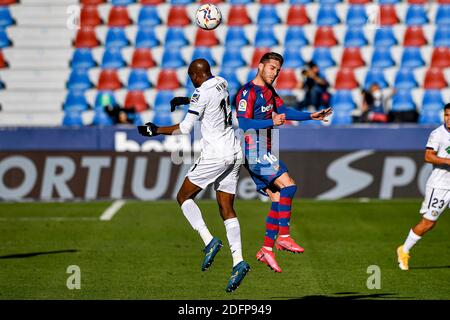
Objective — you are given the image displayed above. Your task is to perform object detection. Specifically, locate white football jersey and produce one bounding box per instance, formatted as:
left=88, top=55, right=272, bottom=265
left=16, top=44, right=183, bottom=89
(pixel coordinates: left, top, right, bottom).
left=425, top=125, right=450, bottom=189
left=187, top=76, right=241, bottom=160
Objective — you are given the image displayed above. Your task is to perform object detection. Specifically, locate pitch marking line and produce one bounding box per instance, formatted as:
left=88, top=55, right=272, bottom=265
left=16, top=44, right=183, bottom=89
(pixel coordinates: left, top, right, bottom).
left=100, top=200, right=125, bottom=221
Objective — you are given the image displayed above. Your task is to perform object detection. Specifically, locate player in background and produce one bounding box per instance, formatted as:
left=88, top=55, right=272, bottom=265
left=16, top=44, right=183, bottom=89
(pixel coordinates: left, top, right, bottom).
left=236, top=52, right=332, bottom=272
left=138, top=59, right=250, bottom=292
left=397, top=103, right=450, bottom=270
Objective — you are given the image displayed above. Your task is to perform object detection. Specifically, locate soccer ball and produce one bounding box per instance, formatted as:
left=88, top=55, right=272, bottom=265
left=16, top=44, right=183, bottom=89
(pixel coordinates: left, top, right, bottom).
left=195, top=4, right=222, bottom=30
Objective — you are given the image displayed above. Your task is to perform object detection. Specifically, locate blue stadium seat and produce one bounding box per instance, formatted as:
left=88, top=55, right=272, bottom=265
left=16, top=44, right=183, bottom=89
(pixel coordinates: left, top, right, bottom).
left=400, top=47, right=425, bottom=68
left=185, top=76, right=196, bottom=97
left=371, top=47, right=395, bottom=68
left=374, top=27, right=397, bottom=47
left=0, top=7, right=15, bottom=27
left=165, top=27, right=189, bottom=48
left=257, top=5, right=281, bottom=26
left=319, top=0, right=342, bottom=3
left=419, top=108, right=442, bottom=125
left=422, top=90, right=444, bottom=110
left=112, top=0, right=136, bottom=5
left=435, top=5, right=450, bottom=26
left=63, top=91, right=90, bottom=111
left=247, top=68, right=258, bottom=82
left=0, top=27, right=12, bottom=48
left=101, top=48, right=126, bottom=69
left=66, top=69, right=93, bottom=91
left=289, top=0, right=312, bottom=4
left=346, top=5, right=367, bottom=26
left=364, top=68, right=389, bottom=89
left=283, top=47, right=305, bottom=68
left=225, top=27, right=249, bottom=47
left=391, top=90, right=416, bottom=111
left=312, top=47, right=335, bottom=69
left=138, top=5, right=162, bottom=27
left=154, top=90, right=174, bottom=111
left=316, top=4, right=340, bottom=26
left=230, top=0, right=253, bottom=4
left=92, top=109, right=113, bottom=126
left=135, top=27, right=160, bottom=48
left=127, top=69, right=151, bottom=90
left=222, top=46, right=246, bottom=68
left=71, top=48, right=97, bottom=70
left=219, top=68, right=241, bottom=94
left=378, top=0, right=400, bottom=4
left=330, top=90, right=355, bottom=110
left=405, top=5, right=429, bottom=26
left=153, top=111, right=173, bottom=126
left=131, top=112, right=143, bottom=125
left=394, top=68, right=418, bottom=89
left=344, top=27, right=368, bottom=47
left=161, top=47, right=185, bottom=68
left=433, top=26, right=449, bottom=47
left=331, top=110, right=353, bottom=125
left=192, top=47, right=216, bottom=67
left=254, top=25, right=278, bottom=47
left=62, top=110, right=84, bottom=126
left=95, top=91, right=118, bottom=110
left=105, top=28, right=130, bottom=49
left=284, top=26, right=308, bottom=48
left=170, top=0, right=195, bottom=4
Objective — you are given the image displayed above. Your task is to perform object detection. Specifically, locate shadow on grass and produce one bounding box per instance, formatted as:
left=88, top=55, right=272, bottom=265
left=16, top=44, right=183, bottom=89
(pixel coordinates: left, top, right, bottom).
left=0, top=249, right=78, bottom=259
left=410, top=266, right=450, bottom=270
left=272, top=292, right=411, bottom=300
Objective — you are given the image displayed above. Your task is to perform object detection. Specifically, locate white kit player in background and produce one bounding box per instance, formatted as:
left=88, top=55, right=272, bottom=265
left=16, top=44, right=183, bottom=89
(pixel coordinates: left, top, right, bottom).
left=397, top=103, right=450, bottom=271
left=137, top=59, right=250, bottom=292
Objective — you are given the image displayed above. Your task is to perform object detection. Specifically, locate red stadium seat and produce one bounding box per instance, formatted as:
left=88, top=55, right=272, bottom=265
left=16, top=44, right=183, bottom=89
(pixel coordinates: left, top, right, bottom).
left=423, top=68, right=448, bottom=89
left=227, top=5, right=251, bottom=26
left=379, top=5, right=399, bottom=26
left=156, top=69, right=180, bottom=90
left=341, top=48, right=365, bottom=69
left=348, top=0, right=372, bottom=3
left=408, top=0, right=428, bottom=3
left=124, top=91, right=149, bottom=112
left=81, top=0, right=106, bottom=4
left=74, top=27, right=100, bottom=48
left=274, top=69, right=298, bottom=90
left=194, top=28, right=219, bottom=47
left=251, top=47, right=271, bottom=68
left=199, top=0, right=224, bottom=3
left=314, top=27, right=338, bottom=47
left=0, top=0, right=18, bottom=4
left=286, top=5, right=310, bottom=26
left=0, top=50, right=7, bottom=68
left=108, top=6, right=132, bottom=27
left=97, top=69, right=122, bottom=90
left=131, top=48, right=156, bottom=69
left=430, top=47, right=450, bottom=68
left=334, top=68, right=359, bottom=89
left=260, top=0, right=283, bottom=4
left=167, top=6, right=191, bottom=27
left=140, top=0, right=165, bottom=4
left=403, top=26, right=427, bottom=46
left=438, top=0, right=450, bottom=3
left=80, top=5, right=103, bottom=27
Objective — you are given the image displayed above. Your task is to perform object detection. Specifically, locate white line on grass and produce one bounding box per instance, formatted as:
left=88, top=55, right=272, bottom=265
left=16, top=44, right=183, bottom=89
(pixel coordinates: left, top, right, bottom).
left=99, top=200, right=125, bottom=221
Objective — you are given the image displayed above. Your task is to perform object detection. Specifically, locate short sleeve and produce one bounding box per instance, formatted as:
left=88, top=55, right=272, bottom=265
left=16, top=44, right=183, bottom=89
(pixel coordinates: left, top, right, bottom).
left=426, top=130, right=439, bottom=151
left=188, top=89, right=206, bottom=118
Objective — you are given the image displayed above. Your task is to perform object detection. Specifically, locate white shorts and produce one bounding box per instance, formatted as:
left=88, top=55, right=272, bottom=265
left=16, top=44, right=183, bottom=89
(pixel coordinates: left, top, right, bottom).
left=186, top=152, right=243, bottom=195
left=420, top=186, right=450, bottom=221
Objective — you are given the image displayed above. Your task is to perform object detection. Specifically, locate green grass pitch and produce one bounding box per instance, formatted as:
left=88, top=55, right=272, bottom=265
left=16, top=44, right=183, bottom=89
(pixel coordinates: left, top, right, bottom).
left=0, top=200, right=449, bottom=300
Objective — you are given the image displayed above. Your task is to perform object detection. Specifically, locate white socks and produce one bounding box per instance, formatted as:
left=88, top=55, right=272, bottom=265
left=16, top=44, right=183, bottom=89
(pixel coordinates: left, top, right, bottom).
left=403, top=229, right=422, bottom=253
left=224, top=217, right=243, bottom=267
left=181, top=199, right=213, bottom=246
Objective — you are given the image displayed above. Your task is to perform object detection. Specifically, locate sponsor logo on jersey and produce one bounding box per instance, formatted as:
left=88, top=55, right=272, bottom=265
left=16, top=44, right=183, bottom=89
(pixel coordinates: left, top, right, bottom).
left=191, top=93, right=200, bottom=104
left=446, top=146, right=450, bottom=154
left=261, top=104, right=273, bottom=113
left=238, top=99, right=247, bottom=112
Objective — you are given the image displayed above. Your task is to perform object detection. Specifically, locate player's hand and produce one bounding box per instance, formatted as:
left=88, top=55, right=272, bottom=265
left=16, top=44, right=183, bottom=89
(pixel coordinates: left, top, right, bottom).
left=311, top=107, right=333, bottom=122
left=137, top=122, right=159, bottom=137
left=170, top=97, right=191, bottom=112
left=272, top=112, right=286, bottom=126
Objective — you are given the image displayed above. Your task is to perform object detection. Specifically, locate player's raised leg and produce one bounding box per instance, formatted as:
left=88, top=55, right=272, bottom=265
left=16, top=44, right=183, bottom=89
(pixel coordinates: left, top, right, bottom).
left=177, top=177, right=222, bottom=272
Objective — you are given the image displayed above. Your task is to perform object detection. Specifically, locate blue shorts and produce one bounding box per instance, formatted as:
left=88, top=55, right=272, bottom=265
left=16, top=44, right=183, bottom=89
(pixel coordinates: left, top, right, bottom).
left=244, top=153, right=288, bottom=196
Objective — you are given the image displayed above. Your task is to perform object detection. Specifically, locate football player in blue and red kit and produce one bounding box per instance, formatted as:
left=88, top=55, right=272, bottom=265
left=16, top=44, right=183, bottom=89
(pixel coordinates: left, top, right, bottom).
left=236, top=52, right=332, bottom=272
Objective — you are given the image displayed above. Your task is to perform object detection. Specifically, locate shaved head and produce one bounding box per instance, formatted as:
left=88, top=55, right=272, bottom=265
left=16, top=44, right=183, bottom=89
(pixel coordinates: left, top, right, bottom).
left=188, top=59, right=213, bottom=88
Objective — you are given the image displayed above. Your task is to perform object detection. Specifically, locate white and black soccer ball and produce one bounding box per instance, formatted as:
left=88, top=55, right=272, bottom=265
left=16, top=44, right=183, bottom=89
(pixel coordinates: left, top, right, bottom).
left=195, top=4, right=222, bottom=30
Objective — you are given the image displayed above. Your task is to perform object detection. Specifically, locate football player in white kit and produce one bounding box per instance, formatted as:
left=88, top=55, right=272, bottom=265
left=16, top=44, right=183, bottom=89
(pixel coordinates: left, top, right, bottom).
left=138, top=59, right=250, bottom=292
left=397, top=103, right=450, bottom=270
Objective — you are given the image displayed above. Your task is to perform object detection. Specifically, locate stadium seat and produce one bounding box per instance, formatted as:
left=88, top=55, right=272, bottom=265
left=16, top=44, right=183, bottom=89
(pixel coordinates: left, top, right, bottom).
left=435, top=5, right=450, bottom=26
left=378, top=0, right=401, bottom=3
left=105, top=27, right=130, bottom=48
left=405, top=5, right=429, bottom=25
left=0, top=0, right=18, bottom=4
left=348, top=0, right=371, bottom=3
left=63, top=91, right=90, bottom=111
left=230, top=0, right=253, bottom=4
left=312, top=47, right=335, bottom=69
left=92, top=108, right=114, bottom=126
left=0, top=27, right=11, bottom=48
left=251, top=47, right=271, bottom=67
left=330, top=90, right=356, bottom=110
left=346, top=5, right=367, bottom=26
left=289, top=0, right=312, bottom=4
left=419, top=108, right=443, bottom=125
left=225, top=27, right=249, bottom=47
left=192, top=47, right=216, bottom=67
left=379, top=5, right=400, bottom=25
left=63, top=110, right=84, bottom=126
left=137, top=5, right=162, bottom=27
left=423, top=68, right=448, bottom=89
left=227, top=5, right=252, bottom=26
left=108, top=6, right=132, bottom=27
left=95, top=91, right=118, bottom=110
left=286, top=5, right=310, bottom=26
left=81, top=0, right=106, bottom=4
left=430, top=47, right=450, bottom=68
left=318, top=0, right=342, bottom=3
left=112, top=0, right=136, bottom=5
left=135, top=27, right=160, bottom=48
left=154, top=90, right=173, bottom=111
left=153, top=111, right=173, bottom=126
left=97, top=69, right=123, bottom=90
left=131, top=48, right=156, bottom=68
left=422, top=90, right=445, bottom=110
left=246, top=68, right=258, bottom=82
left=222, top=46, right=246, bottom=68
left=334, top=68, right=359, bottom=89
left=140, top=0, right=164, bottom=4
left=74, top=27, right=100, bottom=48
left=254, top=25, right=278, bottom=47
left=283, top=47, right=305, bottom=68
left=195, top=28, right=219, bottom=47
left=257, top=5, right=281, bottom=25
left=433, top=26, right=449, bottom=47
left=331, top=109, right=353, bottom=125
left=101, top=48, right=127, bottom=69
left=371, top=47, right=395, bottom=68
left=391, top=90, right=416, bottom=111
left=260, top=0, right=283, bottom=3
left=71, top=48, right=97, bottom=69
left=67, top=69, right=93, bottom=90
left=403, top=26, right=427, bottom=46
left=170, top=0, right=195, bottom=4
left=314, top=27, right=338, bottom=47
left=364, top=68, right=389, bottom=89
left=408, top=0, right=428, bottom=3
left=167, top=6, right=191, bottom=27
left=284, top=26, right=309, bottom=47
left=127, top=69, right=151, bottom=90
left=161, top=47, right=185, bottom=68
left=0, top=7, right=15, bottom=28
left=400, top=47, right=425, bottom=68
left=274, top=69, right=298, bottom=90
left=124, top=90, right=149, bottom=112
left=156, top=69, right=180, bottom=90
left=340, top=47, right=365, bottom=68
left=394, top=68, right=418, bottom=89
left=316, top=4, right=340, bottom=26
left=374, top=27, right=398, bottom=47
left=344, top=27, right=368, bottom=47
left=0, top=50, right=7, bottom=68
left=219, top=68, right=241, bottom=93
left=80, top=5, right=102, bottom=27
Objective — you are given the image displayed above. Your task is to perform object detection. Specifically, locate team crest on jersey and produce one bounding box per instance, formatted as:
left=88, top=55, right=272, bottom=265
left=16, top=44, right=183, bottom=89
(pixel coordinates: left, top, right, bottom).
left=431, top=210, right=439, bottom=217
left=191, top=93, right=200, bottom=103
left=238, top=99, right=247, bottom=112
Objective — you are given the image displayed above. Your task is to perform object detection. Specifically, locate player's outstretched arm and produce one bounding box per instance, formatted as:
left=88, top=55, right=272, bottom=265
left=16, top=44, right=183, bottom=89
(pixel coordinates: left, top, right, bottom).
left=277, top=105, right=312, bottom=121
left=425, top=148, right=450, bottom=166
left=137, top=122, right=181, bottom=137
left=311, top=107, right=333, bottom=122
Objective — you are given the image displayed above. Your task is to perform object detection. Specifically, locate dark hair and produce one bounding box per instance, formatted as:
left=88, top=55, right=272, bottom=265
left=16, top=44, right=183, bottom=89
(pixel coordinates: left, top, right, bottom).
left=260, top=52, right=284, bottom=66
left=445, top=103, right=450, bottom=111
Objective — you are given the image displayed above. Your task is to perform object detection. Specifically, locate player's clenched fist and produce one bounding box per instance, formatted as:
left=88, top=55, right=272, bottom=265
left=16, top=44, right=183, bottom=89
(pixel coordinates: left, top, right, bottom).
left=137, top=122, right=159, bottom=137
left=272, top=112, right=286, bottom=126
